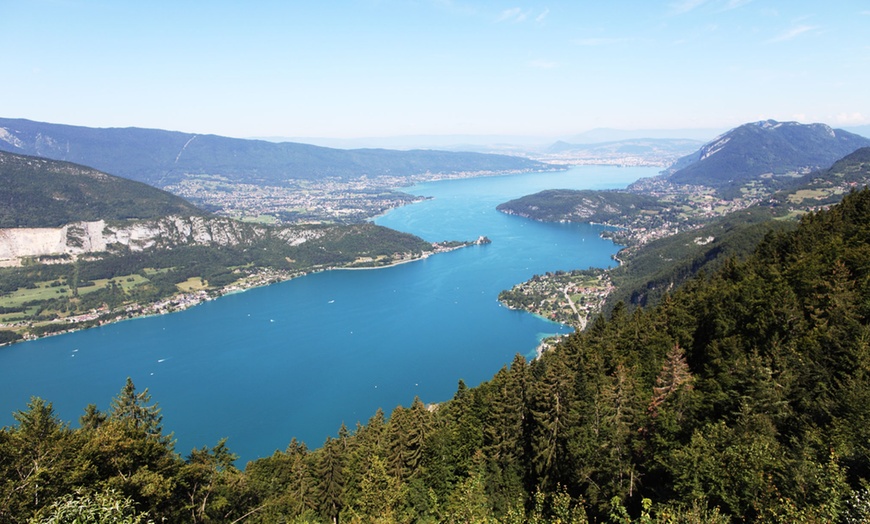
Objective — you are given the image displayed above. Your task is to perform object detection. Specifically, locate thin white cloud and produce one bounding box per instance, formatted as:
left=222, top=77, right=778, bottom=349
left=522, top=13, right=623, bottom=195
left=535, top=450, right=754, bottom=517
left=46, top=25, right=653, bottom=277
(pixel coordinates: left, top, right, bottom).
left=493, top=6, right=546, bottom=24
left=766, top=24, right=817, bottom=43
left=496, top=7, right=529, bottom=23
left=836, top=112, right=867, bottom=125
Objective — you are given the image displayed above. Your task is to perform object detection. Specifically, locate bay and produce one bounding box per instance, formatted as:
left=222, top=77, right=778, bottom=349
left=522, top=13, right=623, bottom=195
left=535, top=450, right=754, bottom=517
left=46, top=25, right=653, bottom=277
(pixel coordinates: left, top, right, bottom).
left=0, top=165, right=658, bottom=463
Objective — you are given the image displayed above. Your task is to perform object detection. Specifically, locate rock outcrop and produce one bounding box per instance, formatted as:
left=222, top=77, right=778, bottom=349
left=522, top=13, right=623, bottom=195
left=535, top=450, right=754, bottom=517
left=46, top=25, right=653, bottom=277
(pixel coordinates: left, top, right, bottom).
left=0, top=216, right=322, bottom=266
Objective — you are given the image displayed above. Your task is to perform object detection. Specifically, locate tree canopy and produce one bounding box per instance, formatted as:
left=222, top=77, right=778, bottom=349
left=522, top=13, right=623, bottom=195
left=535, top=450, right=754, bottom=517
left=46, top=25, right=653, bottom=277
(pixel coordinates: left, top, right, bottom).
left=5, top=189, right=870, bottom=523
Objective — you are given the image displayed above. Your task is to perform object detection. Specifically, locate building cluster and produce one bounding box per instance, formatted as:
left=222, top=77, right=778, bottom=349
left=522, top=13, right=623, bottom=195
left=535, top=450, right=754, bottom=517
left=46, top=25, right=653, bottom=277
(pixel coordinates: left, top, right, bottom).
left=500, top=271, right=613, bottom=329
left=164, top=169, right=535, bottom=225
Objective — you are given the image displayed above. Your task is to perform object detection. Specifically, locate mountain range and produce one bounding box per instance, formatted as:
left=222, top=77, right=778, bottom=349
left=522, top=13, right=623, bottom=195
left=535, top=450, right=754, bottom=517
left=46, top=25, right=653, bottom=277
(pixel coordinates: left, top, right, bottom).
left=498, top=122, right=870, bottom=239
left=0, top=118, right=549, bottom=188
left=663, top=120, right=870, bottom=190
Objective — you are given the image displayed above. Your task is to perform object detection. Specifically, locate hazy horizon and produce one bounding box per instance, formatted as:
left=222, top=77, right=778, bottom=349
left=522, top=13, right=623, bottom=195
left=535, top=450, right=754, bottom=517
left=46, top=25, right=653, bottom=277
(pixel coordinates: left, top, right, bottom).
left=2, top=1, right=868, bottom=140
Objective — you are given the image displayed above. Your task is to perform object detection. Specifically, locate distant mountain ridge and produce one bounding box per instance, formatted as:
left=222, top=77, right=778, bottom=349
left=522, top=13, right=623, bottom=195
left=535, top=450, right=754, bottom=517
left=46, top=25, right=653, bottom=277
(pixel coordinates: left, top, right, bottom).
left=0, top=118, right=550, bottom=188
left=663, top=120, right=870, bottom=189
left=546, top=138, right=702, bottom=156
left=0, top=150, right=202, bottom=228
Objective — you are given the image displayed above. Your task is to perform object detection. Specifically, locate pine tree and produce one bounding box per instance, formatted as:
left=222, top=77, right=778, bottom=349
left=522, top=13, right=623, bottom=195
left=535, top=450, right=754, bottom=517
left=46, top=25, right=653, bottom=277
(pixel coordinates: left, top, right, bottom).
left=79, top=404, right=107, bottom=431
left=386, top=397, right=432, bottom=482
left=315, top=436, right=347, bottom=524
left=527, top=352, right=575, bottom=491
left=0, top=398, right=77, bottom=523
left=108, top=378, right=169, bottom=444
left=647, top=344, right=694, bottom=420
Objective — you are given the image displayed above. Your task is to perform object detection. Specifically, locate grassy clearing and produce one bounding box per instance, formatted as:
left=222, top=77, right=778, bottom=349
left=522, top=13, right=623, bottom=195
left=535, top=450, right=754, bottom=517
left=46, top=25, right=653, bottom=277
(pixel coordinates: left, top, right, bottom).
left=0, top=282, right=69, bottom=308
left=176, top=277, right=208, bottom=292
left=238, top=214, right=278, bottom=224
left=115, top=274, right=150, bottom=290
left=142, top=267, right=172, bottom=276
left=0, top=273, right=151, bottom=309
left=0, top=313, right=26, bottom=323
left=775, top=210, right=809, bottom=221
left=788, top=189, right=830, bottom=204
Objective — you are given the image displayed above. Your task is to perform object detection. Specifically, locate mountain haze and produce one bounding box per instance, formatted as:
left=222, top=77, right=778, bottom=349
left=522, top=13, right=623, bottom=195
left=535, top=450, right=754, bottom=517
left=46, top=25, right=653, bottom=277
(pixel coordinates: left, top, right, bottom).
left=545, top=138, right=702, bottom=156
left=0, top=118, right=550, bottom=188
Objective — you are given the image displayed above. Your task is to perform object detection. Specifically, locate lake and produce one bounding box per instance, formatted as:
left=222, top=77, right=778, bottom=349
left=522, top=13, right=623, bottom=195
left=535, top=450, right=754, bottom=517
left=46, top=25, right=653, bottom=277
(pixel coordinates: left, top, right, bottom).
left=0, top=165, right=658, bottom=463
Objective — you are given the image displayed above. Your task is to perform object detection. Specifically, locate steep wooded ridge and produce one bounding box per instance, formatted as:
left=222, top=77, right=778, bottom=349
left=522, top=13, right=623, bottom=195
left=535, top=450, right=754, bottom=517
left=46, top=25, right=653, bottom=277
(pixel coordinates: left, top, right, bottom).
left=662, top=119, right=870, bottom=189
left=0, top=118, right=549, bottom=187
left=0, top=151, right=202, bottom=228
left=4, top=189, right=870, bottom=523
left=496, top=189, right=667, bottom=223
left=605, top=147, right=870, bottom=309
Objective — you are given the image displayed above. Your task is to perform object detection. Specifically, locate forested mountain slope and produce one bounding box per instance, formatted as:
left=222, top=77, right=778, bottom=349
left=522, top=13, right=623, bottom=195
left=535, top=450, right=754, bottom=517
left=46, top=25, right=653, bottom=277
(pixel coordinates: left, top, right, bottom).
left=0, top=151, right=202, bottom=227
left=664, top=119, right=870, bottom=189
left=496, top=189, right=667, bottom=223
left=0, top=118, right=549, bottom=187
left=4, top=190, right=870, bottom=522
left=608, top=146, right=870, bottom=311
left=607, top=206, right=796, bottom=309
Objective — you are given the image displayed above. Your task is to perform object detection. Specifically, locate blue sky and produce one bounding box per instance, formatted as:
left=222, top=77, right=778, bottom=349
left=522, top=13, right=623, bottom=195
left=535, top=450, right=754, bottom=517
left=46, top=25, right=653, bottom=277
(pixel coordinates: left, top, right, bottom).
left=2, top=1, right=868, bottom=139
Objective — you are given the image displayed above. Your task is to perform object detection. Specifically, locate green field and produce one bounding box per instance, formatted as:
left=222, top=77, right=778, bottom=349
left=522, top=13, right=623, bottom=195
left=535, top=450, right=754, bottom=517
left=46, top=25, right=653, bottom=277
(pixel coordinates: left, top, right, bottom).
left=788, top=188, right=827, bottom=203
left=176, top=276, right=208, bottom=292
left=0, top=273, right=150, bottom=309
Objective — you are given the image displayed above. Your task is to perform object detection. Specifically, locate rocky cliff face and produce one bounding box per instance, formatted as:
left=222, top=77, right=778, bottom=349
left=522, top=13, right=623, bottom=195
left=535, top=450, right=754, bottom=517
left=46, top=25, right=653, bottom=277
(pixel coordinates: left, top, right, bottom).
left=0, top=216, right=321, bottom=265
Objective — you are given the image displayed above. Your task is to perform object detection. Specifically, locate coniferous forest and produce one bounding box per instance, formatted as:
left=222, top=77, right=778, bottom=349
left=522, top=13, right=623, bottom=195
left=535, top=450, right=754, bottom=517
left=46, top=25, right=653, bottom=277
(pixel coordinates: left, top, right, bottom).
left=6, top=190, right=870, bottom=523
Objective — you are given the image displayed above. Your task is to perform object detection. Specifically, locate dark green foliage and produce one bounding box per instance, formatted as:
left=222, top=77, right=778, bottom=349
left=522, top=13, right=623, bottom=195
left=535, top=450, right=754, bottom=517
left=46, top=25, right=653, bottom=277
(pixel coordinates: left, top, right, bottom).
left=0, top=151, right=202, bottom=227
left=0, top=118, right=550, bottom=187
left=108, top=378, right=168, bottom=443
left=769, top=146, right=870, bottom=204
left=497, top=189, right=668, bottom=223
left=608, top=206, right=796, bottom=310
left=0, top=398, right=79, bottom=523
left=0, top=330, right=22, bottom=345
left=5, top=190, right=870, bottom=522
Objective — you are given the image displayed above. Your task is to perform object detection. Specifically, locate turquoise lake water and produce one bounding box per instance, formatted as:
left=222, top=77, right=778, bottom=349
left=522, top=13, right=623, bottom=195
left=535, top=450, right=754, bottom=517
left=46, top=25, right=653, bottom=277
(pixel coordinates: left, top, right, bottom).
left=0, top=165, right=658, bottom=463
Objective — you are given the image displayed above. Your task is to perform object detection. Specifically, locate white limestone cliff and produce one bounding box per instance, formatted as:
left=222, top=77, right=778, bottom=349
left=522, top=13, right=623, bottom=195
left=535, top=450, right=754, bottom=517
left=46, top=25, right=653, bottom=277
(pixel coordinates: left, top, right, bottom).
left=0, top=216, right=320, bottom=266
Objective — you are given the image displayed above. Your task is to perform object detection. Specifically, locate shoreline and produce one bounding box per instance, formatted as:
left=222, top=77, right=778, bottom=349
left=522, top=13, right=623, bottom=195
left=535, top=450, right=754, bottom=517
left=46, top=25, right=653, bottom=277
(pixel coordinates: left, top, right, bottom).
left=0, top=243, right=479, bottom=348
